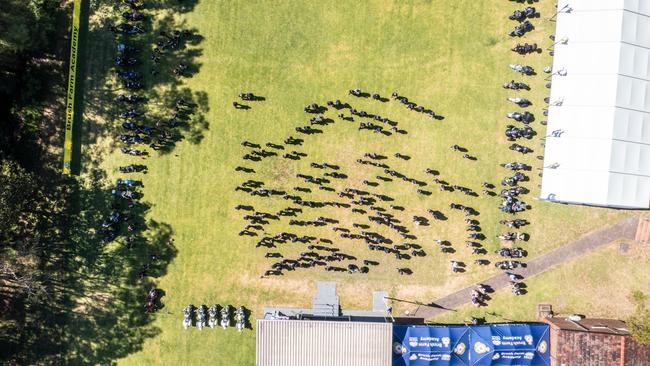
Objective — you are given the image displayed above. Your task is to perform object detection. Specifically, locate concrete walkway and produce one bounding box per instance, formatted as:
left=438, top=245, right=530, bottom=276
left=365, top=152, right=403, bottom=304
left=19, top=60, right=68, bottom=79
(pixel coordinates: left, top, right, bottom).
left=411, top=217, right=639, bottom=320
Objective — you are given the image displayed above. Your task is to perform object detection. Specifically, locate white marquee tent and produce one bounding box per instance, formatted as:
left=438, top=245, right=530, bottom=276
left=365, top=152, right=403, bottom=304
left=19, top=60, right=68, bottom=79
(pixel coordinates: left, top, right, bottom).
left=540, top=0, right=650, bottom=208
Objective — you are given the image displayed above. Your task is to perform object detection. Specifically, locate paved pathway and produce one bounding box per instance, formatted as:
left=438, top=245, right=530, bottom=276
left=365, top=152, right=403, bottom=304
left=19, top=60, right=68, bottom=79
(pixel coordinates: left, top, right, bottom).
left=411, top=217, right=639, bottom=320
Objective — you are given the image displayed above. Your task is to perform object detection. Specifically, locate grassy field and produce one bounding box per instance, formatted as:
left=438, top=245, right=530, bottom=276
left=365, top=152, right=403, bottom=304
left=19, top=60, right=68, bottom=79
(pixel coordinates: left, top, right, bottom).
left=72, top=1, right=635, bottom=365
left=434, top=240, right=650, bottom=324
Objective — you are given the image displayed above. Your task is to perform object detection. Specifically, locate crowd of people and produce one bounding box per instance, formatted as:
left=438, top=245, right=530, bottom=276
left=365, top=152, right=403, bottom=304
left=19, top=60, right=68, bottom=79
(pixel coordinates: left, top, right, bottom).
left=100, top=0, right=549, bottom=316
left=233, top=87, right=522, bottom=282
left=234, top=89, right=488, bottom=278
left=229, top=4, right=550, bottom=312
left=100, top=0, right=204, bottom=315
left=467, top=1, right=549, bottom=304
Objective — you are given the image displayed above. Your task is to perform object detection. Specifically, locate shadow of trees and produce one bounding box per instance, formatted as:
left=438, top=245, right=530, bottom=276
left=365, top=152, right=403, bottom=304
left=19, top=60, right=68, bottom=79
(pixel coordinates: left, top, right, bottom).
left=1, top=0, right=203, bottom=364
left=3, top=164, right=178, bottom=365
left=61, top=171, right=178, bottom=364
left=78, top=0, right=208, bottom=162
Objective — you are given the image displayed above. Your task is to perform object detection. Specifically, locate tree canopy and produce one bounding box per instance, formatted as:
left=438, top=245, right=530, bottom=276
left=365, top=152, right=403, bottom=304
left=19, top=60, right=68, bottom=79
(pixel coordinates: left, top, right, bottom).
left=0, top=157, right=40, bottom=242
left=0, top=1, right=69, bottom=363
left=629, top=290, right=650, bottom=345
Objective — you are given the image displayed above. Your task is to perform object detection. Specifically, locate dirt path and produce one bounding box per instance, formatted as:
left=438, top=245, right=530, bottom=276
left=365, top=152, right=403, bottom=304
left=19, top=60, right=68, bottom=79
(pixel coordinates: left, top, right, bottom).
left=411, top=217, right=639, bottom=319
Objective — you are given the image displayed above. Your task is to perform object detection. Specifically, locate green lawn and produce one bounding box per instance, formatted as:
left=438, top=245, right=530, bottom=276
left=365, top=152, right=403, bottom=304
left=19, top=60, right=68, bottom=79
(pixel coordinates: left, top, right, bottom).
left=434, top=240, right=650, bottom=324
left=72, top=1, right=634, bottom=365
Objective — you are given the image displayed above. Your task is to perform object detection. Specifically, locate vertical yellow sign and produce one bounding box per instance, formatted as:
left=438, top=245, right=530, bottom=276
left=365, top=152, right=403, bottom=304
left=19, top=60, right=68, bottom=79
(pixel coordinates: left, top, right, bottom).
left=63, top=0, right=81, bottom=174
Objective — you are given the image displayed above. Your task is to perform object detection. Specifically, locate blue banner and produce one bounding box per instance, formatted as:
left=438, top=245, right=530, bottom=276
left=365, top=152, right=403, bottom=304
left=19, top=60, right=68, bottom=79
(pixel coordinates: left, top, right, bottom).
left=469, top=324, right=550, bottom=366
left=393, top=326, right=471, bottom=366
left=393, top=324, right=549, bottom=366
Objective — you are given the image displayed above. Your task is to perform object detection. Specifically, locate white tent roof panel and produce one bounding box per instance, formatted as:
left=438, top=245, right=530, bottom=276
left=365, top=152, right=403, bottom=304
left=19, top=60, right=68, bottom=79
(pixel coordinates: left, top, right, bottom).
left=542, top=3, right=650, bottom=208
left=545, top=107, right=616, bottom=141
left=610, top=140, right=650, bottom=176
left=621, top=11, right=650, bottom=48
left=554, top=7, right=650, bottom=47
left=543, top=138, right=612, bottom=171
left=616, top=76, right=650, bottom=111
left=552, top=43, right=621, bottom=75
left=606, top=173, right=650, bottom=208
left=549, top=75, right=619, bottom=107
left=555, top=11, right=623, bottom=44
left=553, top=43, right=650, bottom=80
left=540, top=170, right=650, bottom=208
left=619, top=44, right=650, bottom=80
left=612, top=108, right=650, bottom=144
left=548, top=75, right=650, bottom=110
left=540, top=169, right=611, bottom=206
left=557, top=0, right=650, bottom=16
left=545, top=108, right=650, bottom=150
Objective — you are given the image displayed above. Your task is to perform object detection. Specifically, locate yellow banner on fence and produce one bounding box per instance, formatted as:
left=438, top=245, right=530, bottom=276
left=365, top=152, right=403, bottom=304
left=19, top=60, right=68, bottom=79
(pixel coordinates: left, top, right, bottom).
left=63, top=0, right=82, bottom=175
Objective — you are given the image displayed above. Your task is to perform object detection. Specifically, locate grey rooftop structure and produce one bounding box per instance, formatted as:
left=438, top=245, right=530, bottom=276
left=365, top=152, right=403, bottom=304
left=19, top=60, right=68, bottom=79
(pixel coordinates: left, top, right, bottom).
left=262, top=281, right=392, bottom=322
left=257, top=282, right=398, bottom=365
left=256, top=319, right=393, bottom=366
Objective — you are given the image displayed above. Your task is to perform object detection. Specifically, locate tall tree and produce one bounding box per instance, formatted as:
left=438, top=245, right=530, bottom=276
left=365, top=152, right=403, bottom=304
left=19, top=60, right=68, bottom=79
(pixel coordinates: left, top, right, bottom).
left=0, top=0, right=64, bottom=156
left=629, top=290, right=650, bottom=345
left=0, top=157, right=40, bottom=242
left=0, top=1, right=68, bottom=364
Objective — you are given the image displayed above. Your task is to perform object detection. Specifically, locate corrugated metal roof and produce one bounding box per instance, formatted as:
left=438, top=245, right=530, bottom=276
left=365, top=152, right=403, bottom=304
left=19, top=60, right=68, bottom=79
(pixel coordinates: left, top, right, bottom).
left=256, top=320, right=393, bottom=366
left=547, top=317, right=630, bottom=335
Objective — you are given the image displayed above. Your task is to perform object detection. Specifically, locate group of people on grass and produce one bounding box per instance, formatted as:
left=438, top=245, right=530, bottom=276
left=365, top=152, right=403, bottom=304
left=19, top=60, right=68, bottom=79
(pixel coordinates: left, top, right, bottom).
left=470, top=1, right=550, bottom=303
left=230, top=86, right=531, bottom=290
left=229, top=4, right=548, bottom=307
left=103, top=0, right=202, bottom=314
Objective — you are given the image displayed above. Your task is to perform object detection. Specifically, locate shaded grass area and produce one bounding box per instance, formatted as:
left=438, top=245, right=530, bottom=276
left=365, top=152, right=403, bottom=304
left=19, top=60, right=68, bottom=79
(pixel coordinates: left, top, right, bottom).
left=434, top=241, right=650, bottom=324
left=70, top=1, right=636, bottom=365
left=46, top=0, right=205, bottom=365
left=68, top=0, right=90, bottom=175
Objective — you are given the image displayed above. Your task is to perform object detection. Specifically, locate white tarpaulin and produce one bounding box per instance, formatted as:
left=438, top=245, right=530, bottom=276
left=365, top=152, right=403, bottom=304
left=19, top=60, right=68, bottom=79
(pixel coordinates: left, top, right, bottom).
left=555, top=0, right=650, bottom=15
left=541, top=0, right=650, bottom=208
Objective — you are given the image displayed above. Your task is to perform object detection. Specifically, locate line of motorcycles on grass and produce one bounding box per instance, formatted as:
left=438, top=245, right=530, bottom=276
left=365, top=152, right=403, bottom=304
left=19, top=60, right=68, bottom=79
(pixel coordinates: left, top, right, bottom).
left=494, top=222, right=528, bottom=271
left=183, top=304, right=247, bottom=332
left=499, top=163, right=530, bottom=214
left=494, top=242, right=527, bottom=273
left=498, top=2, right=542, bottom=216
left=488, top=3, right=539, bottom=290
left=508, top=6, right=538, bottom=37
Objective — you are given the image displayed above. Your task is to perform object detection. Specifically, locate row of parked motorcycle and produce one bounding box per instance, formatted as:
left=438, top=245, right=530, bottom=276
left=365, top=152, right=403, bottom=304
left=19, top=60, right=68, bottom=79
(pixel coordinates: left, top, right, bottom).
left=489, top=1, right=549, bottom=296
left=498, top=1, right=543, bottom=218
left=182, top=304, right=247, bottom=332
left=508, top=6, right=538, bottom=37
left=468, top=1, right=540, bottom=307
left=500, top=65, right=536, bottom=211
left=499, top=161, right=530, bottom=214
left=495, top=2, right=540, bottom=271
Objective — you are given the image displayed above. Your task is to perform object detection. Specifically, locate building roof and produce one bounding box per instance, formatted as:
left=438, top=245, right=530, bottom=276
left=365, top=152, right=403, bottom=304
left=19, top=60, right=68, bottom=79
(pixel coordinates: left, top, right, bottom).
left=546, top=317, right=630, bottom=335
left=546, top=316, right=650, bottom=366
left=540, top=0, right=650, bottom=208
left=553, top=328, right=626, bottom=366
left=261, top=281, right=392, bottom=322
left=256, top=319, right=392, bottom=366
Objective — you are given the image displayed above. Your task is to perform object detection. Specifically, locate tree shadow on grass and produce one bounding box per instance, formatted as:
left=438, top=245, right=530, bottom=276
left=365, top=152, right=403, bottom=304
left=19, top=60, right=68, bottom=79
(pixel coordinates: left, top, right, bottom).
left=78, top=1, right=208, bottom=167
left=44, top=1, right=199, bottom=362
left=148, top=86, right=210, bottom=153
left=2, top=165, right=178, bottom=365
left=149, top=0, right=201, bottom=13
left=3, top=0, right=205, bottom=364
left=57, top=167, right=178, bottom=366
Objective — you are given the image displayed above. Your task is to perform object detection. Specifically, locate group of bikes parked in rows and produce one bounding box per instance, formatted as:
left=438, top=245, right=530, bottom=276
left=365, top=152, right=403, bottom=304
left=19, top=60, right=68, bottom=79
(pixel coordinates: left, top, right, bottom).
left=182, top=305, right=247, bottom=332
left=471, top=0, right=546, bottom=305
